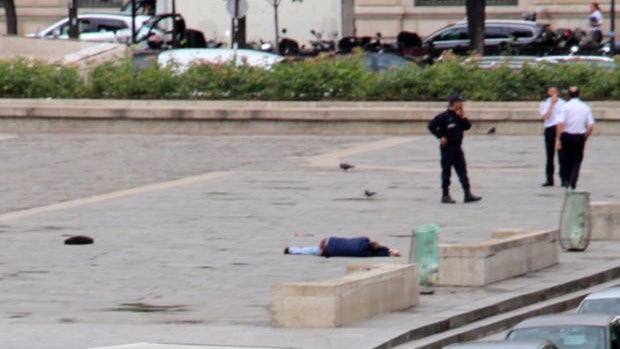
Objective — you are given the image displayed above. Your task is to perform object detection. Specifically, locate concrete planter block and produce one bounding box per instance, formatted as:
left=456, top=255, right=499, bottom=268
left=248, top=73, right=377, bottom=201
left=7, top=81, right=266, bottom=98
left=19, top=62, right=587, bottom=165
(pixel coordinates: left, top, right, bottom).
left=271, top=263, right=418, bottom=328
left=590, top=202, right=620, bottom=240
left=438, top=229, right=558, bottom=287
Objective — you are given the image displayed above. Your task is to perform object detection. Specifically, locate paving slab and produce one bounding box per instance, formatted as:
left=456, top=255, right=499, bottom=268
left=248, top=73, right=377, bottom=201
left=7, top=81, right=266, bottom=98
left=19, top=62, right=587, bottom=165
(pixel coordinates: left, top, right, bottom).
left=0, top=133, right=619, bottom=349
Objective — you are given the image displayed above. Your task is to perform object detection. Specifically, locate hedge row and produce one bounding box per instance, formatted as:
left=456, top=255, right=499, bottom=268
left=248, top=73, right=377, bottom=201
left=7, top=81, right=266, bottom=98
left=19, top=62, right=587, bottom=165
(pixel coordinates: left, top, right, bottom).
left=1, top=53, right=619, bottom=101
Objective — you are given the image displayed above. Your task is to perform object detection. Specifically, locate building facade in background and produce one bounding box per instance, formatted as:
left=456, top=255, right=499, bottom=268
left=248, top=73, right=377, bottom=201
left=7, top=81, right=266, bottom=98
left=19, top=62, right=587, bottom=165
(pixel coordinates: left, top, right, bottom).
left=0, top=0, right=615, bottom=47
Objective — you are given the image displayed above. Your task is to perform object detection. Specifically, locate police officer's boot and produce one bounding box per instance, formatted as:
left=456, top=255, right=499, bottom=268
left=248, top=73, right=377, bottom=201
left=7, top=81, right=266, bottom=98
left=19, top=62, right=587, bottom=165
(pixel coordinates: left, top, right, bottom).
left=441, top=188, right=456, bottom=204
left=464, top=189, right=482, bottom=203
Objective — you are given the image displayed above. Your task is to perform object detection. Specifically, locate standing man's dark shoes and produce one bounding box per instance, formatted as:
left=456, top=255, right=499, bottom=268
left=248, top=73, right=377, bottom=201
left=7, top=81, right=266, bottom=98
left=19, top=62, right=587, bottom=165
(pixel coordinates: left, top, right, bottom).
left=541, top=182, right=554, bottom=187
left=464, top=190, right=482, bottom=203
left=441, top=188, right=456, bottom=204
left=441, top=194, right=456, bottom=204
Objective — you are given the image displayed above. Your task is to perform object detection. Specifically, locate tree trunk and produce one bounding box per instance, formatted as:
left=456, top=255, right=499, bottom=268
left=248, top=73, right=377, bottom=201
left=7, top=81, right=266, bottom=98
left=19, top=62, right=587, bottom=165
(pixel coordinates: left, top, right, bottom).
left=466, top=0, right=485, bottom=55
left=273, top=0, right=281, bottom=51
left=4, top=0, right=18, bottom=35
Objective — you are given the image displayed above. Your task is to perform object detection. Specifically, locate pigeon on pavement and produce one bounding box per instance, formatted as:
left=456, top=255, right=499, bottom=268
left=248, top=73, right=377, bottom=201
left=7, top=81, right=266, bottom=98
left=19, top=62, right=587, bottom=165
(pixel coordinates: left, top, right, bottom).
left=340, top=163, right=355, bottom=171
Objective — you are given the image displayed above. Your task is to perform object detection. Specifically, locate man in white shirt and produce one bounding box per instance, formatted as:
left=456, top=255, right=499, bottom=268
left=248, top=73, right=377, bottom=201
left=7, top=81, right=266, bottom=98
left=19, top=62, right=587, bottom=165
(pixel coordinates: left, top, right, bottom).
left=556, top=86, right=595, bottom=189
left=539, top=85, right=565, bottom=187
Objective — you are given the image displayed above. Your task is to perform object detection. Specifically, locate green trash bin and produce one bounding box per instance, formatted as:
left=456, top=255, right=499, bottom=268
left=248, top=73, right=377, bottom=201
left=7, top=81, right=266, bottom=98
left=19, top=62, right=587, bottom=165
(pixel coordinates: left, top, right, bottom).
left=409, top=223, right=439, bottom=286
left=559, top=190, right=591, bottom=251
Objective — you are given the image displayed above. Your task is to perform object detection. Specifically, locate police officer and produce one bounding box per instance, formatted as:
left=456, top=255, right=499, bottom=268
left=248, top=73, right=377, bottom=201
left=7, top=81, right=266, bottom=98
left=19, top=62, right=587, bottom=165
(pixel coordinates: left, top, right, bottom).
left=539, top=85, right=565, bottom=187
left=428, top=95, right=482, bottom=204
left=555, top=86, right=595, bottom=189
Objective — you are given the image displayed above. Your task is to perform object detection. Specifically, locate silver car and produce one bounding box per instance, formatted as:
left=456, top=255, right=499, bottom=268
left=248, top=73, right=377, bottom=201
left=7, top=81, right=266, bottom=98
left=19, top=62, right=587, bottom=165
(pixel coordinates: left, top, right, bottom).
left=506, top=313, right=620, bottom=349
left=577, top=285, right=620, bottom=315
left=27, top=13, right=151, bottom=43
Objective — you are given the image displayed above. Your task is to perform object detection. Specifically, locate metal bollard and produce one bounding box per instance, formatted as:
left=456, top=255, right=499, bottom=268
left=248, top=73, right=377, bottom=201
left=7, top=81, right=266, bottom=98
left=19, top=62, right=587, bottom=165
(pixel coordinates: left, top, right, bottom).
left=409, top=223, right=439, bottom=286
left=559, top=190, right=591, bottom=251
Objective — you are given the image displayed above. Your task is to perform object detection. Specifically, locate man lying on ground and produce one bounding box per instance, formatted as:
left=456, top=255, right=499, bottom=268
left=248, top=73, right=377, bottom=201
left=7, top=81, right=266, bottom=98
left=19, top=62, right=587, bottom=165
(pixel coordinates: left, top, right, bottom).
left=284, top=236, right=402, bottom=257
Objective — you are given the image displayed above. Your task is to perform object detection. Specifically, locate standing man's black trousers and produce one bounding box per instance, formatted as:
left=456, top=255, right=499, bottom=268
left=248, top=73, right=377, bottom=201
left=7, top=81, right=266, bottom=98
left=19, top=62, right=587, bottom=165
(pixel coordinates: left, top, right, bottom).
left=560, top=133, right=586, bottom=189
left=544, top=125, right=558, bottom=184
left=440, top=144, right=470, bottom=190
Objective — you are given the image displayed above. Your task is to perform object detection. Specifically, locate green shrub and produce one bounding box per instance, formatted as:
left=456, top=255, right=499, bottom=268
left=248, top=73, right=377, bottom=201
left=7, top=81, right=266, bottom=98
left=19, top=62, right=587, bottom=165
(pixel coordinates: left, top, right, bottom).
left=88, top=59, right=136, bottom=98
left=179, top=62, right=271, bottom=99
left=0, top=58, right=82, bottom=98
left=362, top=64, right=424, bottom=100
left=0, top=54, right=618, bottom=101
left=265, top=53, right=368, bottom=100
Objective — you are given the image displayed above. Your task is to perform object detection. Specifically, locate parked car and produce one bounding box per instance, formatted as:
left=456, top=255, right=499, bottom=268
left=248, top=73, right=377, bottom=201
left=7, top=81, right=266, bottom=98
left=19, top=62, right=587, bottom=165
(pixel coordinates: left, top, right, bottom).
left=362, top=52, right=414, bottom=72
left=157, top=48, right=285, bottom=73
left=444, top=340, right=559, bottom=349
left=506, top=313, right=620, bottom=349
left=463, top=55, right=540, bottom=71
left=340, top=52, right=413, bottom=72
left=421, top=20, right=562, bottom=58
left=134, top=13, right=207, bottom=49
left=464, top=54, right=616, bottom=72
left=577, top=284, right=620, bottom=315
left=27, top=13, right=151, bottom=44
left=536, top=55, right=616, bottom=72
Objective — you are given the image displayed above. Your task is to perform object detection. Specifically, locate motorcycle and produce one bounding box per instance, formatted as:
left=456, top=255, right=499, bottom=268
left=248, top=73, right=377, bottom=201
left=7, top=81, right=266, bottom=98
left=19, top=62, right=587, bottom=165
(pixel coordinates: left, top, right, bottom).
left=307, top=29, right=336, bottom=54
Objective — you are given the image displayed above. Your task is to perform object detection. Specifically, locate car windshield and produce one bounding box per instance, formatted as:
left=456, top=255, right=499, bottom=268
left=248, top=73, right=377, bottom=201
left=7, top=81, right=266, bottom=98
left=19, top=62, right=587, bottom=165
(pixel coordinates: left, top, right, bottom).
left=579, top=299, right=620, bottom=315
left=507, top=326, right=606, bottom=349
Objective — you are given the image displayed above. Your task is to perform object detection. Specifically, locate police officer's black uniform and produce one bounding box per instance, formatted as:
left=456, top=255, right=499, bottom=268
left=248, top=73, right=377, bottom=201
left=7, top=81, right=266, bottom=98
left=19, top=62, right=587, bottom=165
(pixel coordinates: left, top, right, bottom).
left=428, top=97, right=481, bottom=204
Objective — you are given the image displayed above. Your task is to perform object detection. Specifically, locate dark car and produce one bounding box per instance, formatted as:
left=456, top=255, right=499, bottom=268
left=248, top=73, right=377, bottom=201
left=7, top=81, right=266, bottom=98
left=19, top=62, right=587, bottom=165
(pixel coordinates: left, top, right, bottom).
left=360, top=52, right=412, bottom=72
left=506, top=313, right=620, bottom=349
left=422, top=19, right=561, bottom=58
left=335, top=52, right=413, bottom=73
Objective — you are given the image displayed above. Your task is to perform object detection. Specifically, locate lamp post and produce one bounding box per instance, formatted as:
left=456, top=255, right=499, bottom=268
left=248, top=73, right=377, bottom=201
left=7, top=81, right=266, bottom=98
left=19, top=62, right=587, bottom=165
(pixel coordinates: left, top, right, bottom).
left=171, top=0, right=179, bottom=48
left=130, top=0, right=137, bottom=44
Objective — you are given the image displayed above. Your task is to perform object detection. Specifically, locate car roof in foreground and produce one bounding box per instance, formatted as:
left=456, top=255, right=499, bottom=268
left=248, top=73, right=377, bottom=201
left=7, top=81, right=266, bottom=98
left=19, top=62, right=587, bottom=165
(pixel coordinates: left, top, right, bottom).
left=512, top=313, right=620, bottom=329
left=581, top=284, right=620, bottom=300
left=445, top=339, right=556, bottom=348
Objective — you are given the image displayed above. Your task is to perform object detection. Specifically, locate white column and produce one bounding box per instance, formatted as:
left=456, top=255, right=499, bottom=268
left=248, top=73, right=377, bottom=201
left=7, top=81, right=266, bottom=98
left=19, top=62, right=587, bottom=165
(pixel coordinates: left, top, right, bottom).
left=340, top=0, right=355, bottom=37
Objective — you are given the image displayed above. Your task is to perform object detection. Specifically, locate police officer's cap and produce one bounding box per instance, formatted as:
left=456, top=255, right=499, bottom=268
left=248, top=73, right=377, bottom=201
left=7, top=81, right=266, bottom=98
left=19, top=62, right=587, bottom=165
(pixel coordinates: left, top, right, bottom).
left=448, top=94, right=464, bottom=105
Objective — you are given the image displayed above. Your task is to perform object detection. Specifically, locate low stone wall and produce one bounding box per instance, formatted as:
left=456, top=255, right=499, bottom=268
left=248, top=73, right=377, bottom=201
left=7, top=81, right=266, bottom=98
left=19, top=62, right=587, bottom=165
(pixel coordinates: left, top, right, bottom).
left=438, top=229, right=559, bottom=287
left=0, top=37, right=128, bottom=77
left=590, top=202, right=620, bottom=240
left=271, top=263, right=419, bottom=328
left=2, top=99, right=620, bottom=135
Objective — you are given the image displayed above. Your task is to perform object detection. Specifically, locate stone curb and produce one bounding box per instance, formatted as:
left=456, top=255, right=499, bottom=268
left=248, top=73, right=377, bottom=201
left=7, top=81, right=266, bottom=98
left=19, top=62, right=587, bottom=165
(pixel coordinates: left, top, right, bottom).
left=410, top=292, right=584, bottom=349
left=1, top=99, right=620, bottom=135
left=376, top=265, right=620, bottom=349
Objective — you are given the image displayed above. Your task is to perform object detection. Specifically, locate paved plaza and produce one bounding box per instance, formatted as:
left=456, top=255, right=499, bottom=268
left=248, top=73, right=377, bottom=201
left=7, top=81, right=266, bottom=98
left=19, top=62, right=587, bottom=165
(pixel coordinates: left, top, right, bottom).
left=0, top=132, right=619, bottom=349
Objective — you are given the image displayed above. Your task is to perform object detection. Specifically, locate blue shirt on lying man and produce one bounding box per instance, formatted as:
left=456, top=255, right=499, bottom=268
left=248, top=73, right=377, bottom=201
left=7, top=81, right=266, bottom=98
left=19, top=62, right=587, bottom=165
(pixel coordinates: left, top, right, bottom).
left=285, top=236, right=401, bottom=257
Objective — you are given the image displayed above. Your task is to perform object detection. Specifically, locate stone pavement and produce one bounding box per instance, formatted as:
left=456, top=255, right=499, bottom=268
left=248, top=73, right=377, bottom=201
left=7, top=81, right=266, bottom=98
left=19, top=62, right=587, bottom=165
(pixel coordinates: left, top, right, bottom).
left=0, top=132, right=619, bottom=349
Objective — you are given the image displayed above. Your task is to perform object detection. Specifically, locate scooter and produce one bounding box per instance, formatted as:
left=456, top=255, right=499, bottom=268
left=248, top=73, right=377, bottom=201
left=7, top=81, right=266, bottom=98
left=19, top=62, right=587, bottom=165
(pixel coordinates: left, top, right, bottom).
left=278, top=28, right=300, bottom=55
left=307, top=29, right=336, bottom=53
